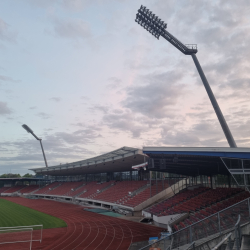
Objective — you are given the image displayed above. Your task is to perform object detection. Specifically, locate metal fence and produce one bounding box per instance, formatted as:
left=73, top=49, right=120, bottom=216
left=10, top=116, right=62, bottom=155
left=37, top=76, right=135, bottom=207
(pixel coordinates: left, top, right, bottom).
left=139, top=197, right=250, bottom=250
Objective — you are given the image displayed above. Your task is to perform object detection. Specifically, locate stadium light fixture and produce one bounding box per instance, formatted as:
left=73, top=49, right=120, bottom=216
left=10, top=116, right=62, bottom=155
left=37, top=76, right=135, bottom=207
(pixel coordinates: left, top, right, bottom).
left=135, top=5, right=237, bottom=148
left=22, top=124, right=49, bottom=168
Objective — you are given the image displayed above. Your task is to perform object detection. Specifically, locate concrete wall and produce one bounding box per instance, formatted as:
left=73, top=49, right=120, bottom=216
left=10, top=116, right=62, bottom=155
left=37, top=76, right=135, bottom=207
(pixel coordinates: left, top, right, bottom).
left=153, top=213, right=183, bottom=225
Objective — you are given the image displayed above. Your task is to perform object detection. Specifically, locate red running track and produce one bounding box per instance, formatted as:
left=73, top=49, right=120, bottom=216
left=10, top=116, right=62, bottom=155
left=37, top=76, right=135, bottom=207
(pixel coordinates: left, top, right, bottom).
left=1, top=197, right=162, bottom=250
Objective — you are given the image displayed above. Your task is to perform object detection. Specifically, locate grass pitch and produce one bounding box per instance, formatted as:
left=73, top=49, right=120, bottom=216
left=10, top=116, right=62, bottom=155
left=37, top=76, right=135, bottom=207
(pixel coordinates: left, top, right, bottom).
left=0, top=199, right=67, bottom=229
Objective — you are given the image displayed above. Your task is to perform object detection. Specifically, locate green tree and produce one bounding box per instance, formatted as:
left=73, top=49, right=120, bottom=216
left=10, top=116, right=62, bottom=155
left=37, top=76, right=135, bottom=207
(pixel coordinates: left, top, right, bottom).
left=22, top=173, right=33, bottom=178
left=0, top=173, right=21, bottom=178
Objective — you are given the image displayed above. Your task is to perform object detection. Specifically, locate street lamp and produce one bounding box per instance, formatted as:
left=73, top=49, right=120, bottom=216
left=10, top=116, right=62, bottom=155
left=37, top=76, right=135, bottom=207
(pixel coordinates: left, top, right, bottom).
left=22, top=124, right=49, bottom=167
left=135, top=5, right=237, bottom=148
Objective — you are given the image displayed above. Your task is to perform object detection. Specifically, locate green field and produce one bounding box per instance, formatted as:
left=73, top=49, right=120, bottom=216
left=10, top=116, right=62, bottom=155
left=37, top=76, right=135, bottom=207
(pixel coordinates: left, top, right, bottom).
left=0, top=199, right=67, bottom=229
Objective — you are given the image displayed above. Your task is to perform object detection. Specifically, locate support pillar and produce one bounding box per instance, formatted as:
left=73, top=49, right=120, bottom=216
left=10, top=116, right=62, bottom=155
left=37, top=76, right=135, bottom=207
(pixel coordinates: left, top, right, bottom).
left=150, top=171, right=152, bottom=198
left=228, top=174, right=231, bottom=188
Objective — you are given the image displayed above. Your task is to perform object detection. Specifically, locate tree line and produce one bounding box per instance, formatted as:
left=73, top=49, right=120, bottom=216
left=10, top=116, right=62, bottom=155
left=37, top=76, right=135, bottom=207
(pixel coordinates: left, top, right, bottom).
left=0, top=173, right=34, bottom=178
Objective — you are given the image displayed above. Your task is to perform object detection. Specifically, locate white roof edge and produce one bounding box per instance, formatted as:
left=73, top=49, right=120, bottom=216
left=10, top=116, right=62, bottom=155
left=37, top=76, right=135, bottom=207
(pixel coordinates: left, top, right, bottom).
left=143, top=146, right=250, bottom=153
left=30, top=146, right=143, bottom=172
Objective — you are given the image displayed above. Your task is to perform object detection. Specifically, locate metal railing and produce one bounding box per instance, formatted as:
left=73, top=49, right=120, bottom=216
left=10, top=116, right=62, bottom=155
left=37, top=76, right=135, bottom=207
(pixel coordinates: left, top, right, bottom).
left=185, top=44, right=197, bottom=50
left=139, top=197, right=250, bottom=249
left=211, top=215, right=241, bottom=250
left=139, top=235, right=173, bottom=250
left=170, top=197, right=249, bottom=248
left=234, top=215, right=242, bottom=250
left=211, top=232, right=232, bottom=250
left=184, top=242, right=195, bottom=250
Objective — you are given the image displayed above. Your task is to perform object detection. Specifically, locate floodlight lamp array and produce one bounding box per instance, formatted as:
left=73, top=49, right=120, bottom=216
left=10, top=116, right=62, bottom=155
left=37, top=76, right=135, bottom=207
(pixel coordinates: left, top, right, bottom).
left=22, top=124, right=33, bottom=134
left=135, top=5, right=167, bottom=39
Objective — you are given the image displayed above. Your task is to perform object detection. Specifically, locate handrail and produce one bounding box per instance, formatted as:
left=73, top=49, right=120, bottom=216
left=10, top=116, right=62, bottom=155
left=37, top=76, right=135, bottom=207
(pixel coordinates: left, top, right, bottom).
left=211, top=232, right=232, bottom=250
left=235, top=214, right=241, bottom=227
left=234, top=215, right=241, bottom=250
left=138, top=236, right=170, bottom=250
left=170, top=236, right=174, bottom=249
left=184, top=241, right=195, bottom=250
left=170, top=197, right=248, bottom=236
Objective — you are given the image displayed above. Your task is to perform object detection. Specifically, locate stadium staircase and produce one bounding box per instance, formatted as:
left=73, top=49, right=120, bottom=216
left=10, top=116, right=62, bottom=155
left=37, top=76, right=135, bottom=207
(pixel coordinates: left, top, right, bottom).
left=85, top=180, right=148, bottom=204
left=66, top=182, right=86, bottom=197
left=87, top=181, right=116, bottom=199
left=1, top=185, right=27, bottom=195
left=122, top=181, right=171, bottom=207
left=19, top=185, right=40, bottom=194
left=70, top=183, right=87, bottom=197
left=33, top=182, right=62, bottom=195
left=46, top=181, right=84, bottom=196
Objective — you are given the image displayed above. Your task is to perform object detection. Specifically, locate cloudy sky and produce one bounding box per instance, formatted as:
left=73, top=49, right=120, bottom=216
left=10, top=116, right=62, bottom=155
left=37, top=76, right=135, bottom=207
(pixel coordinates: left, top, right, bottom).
left=0, top=0, right=250, bottom=175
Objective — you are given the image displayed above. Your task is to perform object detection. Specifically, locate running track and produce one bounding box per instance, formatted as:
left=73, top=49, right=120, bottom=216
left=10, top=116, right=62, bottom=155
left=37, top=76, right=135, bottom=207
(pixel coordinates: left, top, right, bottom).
left=1, top=197, right=163, bottom=250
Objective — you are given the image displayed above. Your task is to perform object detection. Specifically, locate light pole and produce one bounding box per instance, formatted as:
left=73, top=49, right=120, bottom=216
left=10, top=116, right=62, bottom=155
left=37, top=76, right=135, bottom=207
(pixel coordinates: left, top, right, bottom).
left=135, top=5, right=237, bottom=148
left=22, top=124, right=49, bottom=167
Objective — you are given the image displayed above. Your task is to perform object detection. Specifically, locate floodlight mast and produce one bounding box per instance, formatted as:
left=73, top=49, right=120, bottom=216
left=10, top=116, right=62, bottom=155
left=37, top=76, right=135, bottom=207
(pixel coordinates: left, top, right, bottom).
left=22, top=124, right=49, bottom=167
left=135, top=5, right=237, bottom=148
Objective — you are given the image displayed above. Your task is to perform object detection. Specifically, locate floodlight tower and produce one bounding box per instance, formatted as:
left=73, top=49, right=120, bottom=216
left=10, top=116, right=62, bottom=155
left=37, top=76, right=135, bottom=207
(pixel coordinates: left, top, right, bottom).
left=22, top=124, right=49, bottom=167
left=135, top=5, right=237, bottom=148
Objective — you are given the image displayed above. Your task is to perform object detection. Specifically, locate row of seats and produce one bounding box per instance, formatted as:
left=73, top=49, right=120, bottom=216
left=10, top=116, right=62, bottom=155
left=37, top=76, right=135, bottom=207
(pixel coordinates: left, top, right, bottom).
left=2, top=185, right=26, bottom=193
left=146, top=187, right=209, bottom=215
left=173, top=190, right=249, bottom=232
left=0, top=185, right=39, bottom=194
left=92, top=181, right=148, bottom=204
left=34, top=182, right=61, bottom=194
left=18, top=185, right=39, bottom=194
left=33, top=181, right=115, bottom=198
left=147, top=187, right=243, bottom=217
left=119, top=180, right=171, bottom=207
left=46, top=182, right=84, bottom=196
left=0, top=180, right=174, bottom=208
left=79, top=181, right=115, bottom=199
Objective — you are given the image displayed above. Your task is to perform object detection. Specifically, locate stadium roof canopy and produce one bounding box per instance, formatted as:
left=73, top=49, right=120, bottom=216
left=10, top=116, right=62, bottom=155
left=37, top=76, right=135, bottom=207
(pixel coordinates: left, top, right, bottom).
left=30, top=147, right=145, bottom=176
left=0, top=178, right=42, bottom=181
left=143, top=147, right=250, bottom=176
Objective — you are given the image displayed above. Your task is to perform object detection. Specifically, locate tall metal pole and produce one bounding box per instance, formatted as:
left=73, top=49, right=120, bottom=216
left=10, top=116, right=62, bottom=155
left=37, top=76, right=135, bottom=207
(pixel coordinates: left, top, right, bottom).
left=22, top=124, right=49, bottom=167
left=191, top=54, right=237, bottom=148
left=39, top=139, right=48, bottom=168
left=135, top=5, right=237, bottom=148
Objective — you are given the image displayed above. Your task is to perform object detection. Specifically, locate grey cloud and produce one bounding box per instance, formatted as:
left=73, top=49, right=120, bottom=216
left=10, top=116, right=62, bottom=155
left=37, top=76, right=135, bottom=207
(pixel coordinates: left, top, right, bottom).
left=106, top=77, right=122, bottom=89
left=37, top=112, right=51, bottom=119
left=159, top=120, right=227, bottom=147
left=80, top=95, right=90, bottom=100
left=0, top=125, right=101, bottom=172
left=24, top=0, right=90, bottom=10
left=88, top=104, right=109, bottom=114
left=53, top=19, right=91, bottom=40
left=62, top=0, right=91, bottom=10
left=0, top=101, right=12, bottom=115
left=0, top=17, right=16, bottom=42
left=49, top=97, right=61, bottom=102
left=23, top=0, right=58, bottom=8
left=0, top=74, right=19, bottom=83
left=53, top=129, right=101, bottom=145
left=124, top=71, right=186, bottom=118
left=103, top=110, right=148, bottom=138
left=71, top=122, right=85, bottom=127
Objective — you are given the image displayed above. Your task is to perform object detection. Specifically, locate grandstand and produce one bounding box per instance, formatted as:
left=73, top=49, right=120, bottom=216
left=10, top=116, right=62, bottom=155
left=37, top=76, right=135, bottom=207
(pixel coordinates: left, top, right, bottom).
left=1, top=146, right=250, bottom=249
